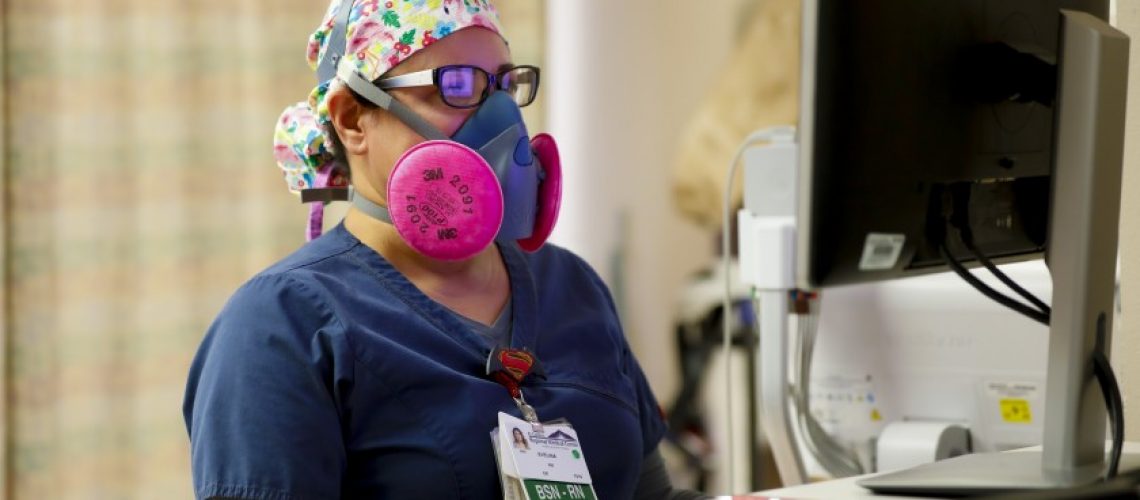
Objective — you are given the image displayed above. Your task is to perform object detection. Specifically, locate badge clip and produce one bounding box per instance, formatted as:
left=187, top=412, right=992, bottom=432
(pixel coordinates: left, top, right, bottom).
left=488, top=347, right=545, bottom=431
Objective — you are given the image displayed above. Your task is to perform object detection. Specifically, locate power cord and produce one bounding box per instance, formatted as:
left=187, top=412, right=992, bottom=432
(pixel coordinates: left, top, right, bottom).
left=938, top=244, right=1050, bottom=325
left=938, top=214, right=1123, bottom=480
left=721, top=130, right=780, bottom=492
left=958, top=224, right=1052, bottom=315
left=1093, top=350, right=1124, bottom=479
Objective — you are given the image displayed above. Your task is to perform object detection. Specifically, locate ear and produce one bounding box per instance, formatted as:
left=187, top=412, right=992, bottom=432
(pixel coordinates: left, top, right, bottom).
left=327, top=86, right=369, bottom=155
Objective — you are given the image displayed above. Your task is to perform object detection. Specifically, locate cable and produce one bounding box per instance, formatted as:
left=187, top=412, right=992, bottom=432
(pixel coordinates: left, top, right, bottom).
left=958, top=226, right=1051, bottom=315
left=938, top=244, right=1050, bottom=324
left=721, top=130, right=776, bottom=492
left=942, top=227, right=1123, bottom=480
left=796, top=295, right=861, bottom=476
left=1093, top=351, right=1124, bottom=479
left=791, top=294, right=864, bottom=477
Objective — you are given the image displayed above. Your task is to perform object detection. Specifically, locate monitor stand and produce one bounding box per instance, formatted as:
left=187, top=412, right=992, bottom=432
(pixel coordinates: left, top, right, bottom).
left=859, top=449, right=1140, bottom=497
left=859, top=9, right=1130, bottom=496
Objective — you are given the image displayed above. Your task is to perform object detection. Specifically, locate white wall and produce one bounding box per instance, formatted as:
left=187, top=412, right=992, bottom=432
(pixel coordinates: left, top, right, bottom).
left=545, top=1, right=749, bottom=406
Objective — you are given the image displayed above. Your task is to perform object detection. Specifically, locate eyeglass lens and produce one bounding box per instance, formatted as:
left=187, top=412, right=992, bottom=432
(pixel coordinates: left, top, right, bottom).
left=439, top=67, right=483, bottom=107
left=500, top=67, right=537, bottom=108
left=438, top=66, right=538, bottom=108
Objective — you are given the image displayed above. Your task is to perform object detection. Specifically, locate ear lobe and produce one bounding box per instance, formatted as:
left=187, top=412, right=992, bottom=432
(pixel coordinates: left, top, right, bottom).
left=327, top=87, right=369, bottom=155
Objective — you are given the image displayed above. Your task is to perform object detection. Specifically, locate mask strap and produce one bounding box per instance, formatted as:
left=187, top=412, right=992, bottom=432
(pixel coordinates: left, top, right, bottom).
left=351, top=189, right=395, bottom=225
left=317, top=0, right=356, bottom=84
left=337, top=59, right=449, bottom=141
left=305, top=166, right=337, bottom=241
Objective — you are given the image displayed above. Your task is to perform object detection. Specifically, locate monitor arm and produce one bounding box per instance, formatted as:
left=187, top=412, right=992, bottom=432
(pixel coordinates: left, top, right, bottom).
left=737, top=126, right=809, bottom=486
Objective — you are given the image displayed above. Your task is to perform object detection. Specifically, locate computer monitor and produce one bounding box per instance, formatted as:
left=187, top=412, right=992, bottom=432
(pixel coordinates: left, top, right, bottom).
left=795, top=0, right=1128, bottom=494
left=799, top=0, right=1106, bottom=288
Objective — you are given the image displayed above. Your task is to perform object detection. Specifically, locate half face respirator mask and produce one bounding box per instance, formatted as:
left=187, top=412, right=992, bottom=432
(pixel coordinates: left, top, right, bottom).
left=337, top=62, right=562, bottom=261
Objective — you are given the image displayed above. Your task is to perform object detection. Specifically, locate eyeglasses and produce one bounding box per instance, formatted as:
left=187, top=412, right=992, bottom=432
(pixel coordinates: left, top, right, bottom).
left=376, top=64, right=540, bottom=109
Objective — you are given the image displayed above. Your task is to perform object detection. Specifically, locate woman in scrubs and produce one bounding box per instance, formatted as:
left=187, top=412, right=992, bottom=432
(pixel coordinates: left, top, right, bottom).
left=184, top=1, right=707, bottom=498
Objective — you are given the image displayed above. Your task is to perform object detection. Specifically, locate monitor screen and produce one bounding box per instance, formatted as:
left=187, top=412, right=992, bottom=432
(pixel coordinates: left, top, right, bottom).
left=798, top=0, right=1109, bottom=288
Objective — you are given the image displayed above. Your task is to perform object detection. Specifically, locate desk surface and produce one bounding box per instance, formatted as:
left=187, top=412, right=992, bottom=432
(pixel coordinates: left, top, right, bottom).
left=749, top=443, right=1140, bottom=499
left=750, top=474, right=921, bottom=500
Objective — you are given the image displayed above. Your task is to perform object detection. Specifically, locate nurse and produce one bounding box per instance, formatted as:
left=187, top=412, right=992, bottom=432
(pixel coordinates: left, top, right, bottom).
left=183, top=1, right=707, bottom=499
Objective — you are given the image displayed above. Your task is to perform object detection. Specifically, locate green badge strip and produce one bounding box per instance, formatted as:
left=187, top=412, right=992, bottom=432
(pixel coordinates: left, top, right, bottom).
left=523, top=479, right=596, bottom=500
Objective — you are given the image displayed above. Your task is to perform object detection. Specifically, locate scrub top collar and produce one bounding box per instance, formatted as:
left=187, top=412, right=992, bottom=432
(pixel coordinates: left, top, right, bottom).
left=335, top=223, right=541, bottom=364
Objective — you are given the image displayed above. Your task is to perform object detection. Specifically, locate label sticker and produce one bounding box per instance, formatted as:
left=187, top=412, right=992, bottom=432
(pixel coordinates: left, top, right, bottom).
left=985, top=381, right=1040, bottom=425
left=810, top=374, right=885, bottom=444
left=985, top=381, right=1040, bottom=400
left=1000, top=399, right=1033, bottom=424
left=858, top=233, right=906, bottom=271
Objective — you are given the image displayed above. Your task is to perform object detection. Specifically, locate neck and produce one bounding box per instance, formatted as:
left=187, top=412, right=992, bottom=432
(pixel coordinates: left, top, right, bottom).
left=344, top=205, right=507, bottom=299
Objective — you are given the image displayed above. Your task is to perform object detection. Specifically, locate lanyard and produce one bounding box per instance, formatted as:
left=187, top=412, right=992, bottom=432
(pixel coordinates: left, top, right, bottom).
left=487, top=347, right=545, bottom=427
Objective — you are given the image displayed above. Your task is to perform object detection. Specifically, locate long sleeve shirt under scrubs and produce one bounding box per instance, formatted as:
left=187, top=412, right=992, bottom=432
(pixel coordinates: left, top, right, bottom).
left=183, top=223, right=672, bottom=499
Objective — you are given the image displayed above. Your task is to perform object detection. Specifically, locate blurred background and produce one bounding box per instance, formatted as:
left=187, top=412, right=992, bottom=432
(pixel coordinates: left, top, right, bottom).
left=2, top=0, right=1140, bottom=498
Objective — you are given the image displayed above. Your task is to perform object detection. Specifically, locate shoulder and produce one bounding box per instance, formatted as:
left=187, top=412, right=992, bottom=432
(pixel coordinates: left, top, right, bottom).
left=220, top=224, right=362, bottom=314
left=185, top=243, right=356, bottom=500
left=518, top=243, right=621, bottom=316
left=258, top=224, right=360, bottom=278
left=188, top=238, right=356, bottom=415
left=195, top=271, right=347, bottom=389
left=520, top=243, right=610, bottom=294
left=516, top=243, right=624, bottom=339
left=204, top=228, right=363, bottom=357
left=216, top=272, right=333, bottom=330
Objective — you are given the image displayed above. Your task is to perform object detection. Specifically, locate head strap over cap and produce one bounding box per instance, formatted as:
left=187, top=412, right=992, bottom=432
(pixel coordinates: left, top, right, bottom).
left=316, top=0, right=355, bottom=84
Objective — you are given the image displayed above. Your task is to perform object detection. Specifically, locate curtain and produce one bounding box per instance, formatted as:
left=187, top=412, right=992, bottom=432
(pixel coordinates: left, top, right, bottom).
left=5, top=0, right=336, bottom=497
left=1, top=0, right=543, bottom=498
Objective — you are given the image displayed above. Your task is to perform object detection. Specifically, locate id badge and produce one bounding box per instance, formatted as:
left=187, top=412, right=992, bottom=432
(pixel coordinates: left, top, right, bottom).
left=491, top=412, right=596, bottom=500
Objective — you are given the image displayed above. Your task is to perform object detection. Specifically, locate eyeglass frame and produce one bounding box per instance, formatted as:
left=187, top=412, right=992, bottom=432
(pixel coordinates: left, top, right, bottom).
left=375, top=64, right=541, bottom=109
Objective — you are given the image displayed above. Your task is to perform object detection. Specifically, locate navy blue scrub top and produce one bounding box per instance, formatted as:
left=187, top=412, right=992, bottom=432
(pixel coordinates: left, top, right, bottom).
left=183, top=223, right=667, bottom=500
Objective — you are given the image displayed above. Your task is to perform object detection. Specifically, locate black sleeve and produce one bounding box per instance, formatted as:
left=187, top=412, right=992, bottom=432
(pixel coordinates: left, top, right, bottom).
left=633, top=446, right=712, bottom=500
